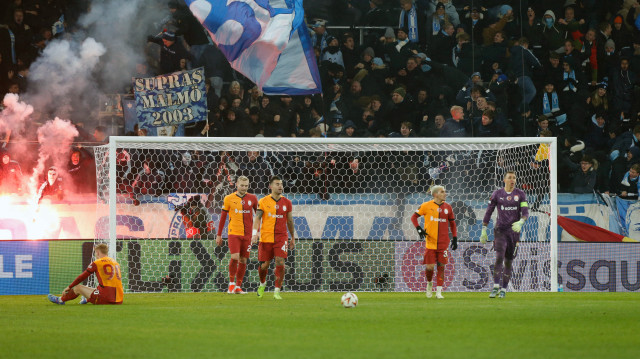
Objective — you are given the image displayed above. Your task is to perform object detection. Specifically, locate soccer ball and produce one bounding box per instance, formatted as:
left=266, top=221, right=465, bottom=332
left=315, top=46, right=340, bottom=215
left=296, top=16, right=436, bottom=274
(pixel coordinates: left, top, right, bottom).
left=341, top=292, right=358, bottom=308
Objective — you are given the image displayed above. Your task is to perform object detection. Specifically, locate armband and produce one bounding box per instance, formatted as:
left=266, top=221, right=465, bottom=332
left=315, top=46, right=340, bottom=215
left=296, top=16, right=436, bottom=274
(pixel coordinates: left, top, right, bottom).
left=252, top=229, right=258, bottom=236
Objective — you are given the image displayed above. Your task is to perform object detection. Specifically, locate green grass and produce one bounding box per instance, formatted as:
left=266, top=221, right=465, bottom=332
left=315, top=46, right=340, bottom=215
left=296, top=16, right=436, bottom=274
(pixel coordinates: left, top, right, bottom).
left=1, top=292, right=638, bottom=359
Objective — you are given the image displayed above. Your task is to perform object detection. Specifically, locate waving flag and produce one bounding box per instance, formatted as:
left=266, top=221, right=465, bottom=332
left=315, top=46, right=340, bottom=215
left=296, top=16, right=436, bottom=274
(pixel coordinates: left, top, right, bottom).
left=186, top=0, right=322, bottom=95
left=558, top=215, right=638, bottom=243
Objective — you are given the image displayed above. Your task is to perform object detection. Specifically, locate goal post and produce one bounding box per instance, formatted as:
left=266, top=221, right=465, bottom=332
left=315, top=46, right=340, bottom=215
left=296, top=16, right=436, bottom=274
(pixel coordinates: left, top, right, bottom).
left=96, top=136, right=558, bottom=293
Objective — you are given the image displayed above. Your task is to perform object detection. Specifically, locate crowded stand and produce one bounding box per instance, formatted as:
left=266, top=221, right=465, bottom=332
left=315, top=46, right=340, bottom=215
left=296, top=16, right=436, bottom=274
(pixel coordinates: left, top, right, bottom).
left=0, top=0, right=639, bottom=199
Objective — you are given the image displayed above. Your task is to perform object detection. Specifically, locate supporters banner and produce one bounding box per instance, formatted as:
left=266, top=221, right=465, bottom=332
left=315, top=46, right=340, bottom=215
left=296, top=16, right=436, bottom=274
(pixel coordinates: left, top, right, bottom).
left=614, top=197, right=640, bottom=240
left=185, top=0, right=322, bottom=95
left=133, top=67, right=207, bottom=129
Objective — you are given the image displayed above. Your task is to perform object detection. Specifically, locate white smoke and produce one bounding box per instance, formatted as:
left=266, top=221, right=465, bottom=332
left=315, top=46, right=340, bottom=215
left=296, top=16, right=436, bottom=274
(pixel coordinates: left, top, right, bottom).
left=28, top=118, right=79, bottom=196
left=24, top=0, right=169, bottom=123
left=0, top=94, right=34, bottom=134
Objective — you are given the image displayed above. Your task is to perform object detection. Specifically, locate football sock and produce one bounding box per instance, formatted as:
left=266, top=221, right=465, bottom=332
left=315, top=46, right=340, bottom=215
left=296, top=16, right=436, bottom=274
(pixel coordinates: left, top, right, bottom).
left=426, top=269, right=434, bottom=282
left=229, top=258, right=238, bottom=283
left=274, top=265, right=284, bottom=288
left=236, top=262, right=247, bottom=288
left=493, top=256, right=504, bottom=286
left=502, top=260, right=513, bottom=289
left=436, top=286, right=442, bottom=293
left=436, top=266, right=445, bottom=286
left=259, top=265, right=268, bottom=284
left=61, top=290, right=79, bottom=302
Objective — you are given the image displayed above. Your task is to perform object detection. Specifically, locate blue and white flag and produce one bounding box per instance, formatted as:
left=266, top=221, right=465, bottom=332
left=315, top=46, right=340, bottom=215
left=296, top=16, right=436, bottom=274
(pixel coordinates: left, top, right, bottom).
left=186, top=0, right=322, bottom=95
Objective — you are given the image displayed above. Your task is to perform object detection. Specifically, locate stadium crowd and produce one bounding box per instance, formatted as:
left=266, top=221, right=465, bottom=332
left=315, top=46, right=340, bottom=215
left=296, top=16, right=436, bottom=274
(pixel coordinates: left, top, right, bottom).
left=2, top=0, right=640, bottom=200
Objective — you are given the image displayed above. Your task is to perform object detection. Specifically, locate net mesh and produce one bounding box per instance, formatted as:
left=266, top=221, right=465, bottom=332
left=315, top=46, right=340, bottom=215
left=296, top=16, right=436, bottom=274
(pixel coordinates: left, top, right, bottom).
left=94, top=139, right=553, bottom=292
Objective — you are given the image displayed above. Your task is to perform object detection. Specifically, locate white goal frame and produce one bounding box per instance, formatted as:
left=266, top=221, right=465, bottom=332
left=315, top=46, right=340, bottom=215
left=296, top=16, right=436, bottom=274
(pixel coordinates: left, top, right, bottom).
left=105, top=136, right=558, bottom=292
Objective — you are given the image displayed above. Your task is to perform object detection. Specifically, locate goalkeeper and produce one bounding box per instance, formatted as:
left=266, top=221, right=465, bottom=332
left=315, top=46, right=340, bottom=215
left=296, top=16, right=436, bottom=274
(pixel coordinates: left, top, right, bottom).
left=410, top=185, right=458, bottom=299
left=480, top=171, right=529, bottom=299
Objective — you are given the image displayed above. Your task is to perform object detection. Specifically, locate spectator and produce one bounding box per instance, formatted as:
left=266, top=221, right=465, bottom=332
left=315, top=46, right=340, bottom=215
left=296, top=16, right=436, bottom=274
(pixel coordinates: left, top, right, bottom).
left=619, top=163, right=640, bottom=198
left=427, top=0, right=459, bottom=27
left=453, top=32, right=481, bottom=76
left=541, top=10, right=567, bottom=53
left=265, top=95, right=297, bottom=137
left=385, top=87, right=414, bottom=133
left=611, top=14, right=631, bottom=53
left=132, top=159, right=164, bottom=199
left=482, top=31, right=508, bottom=78
left=147, top=30, right=192, bottom=75
left=610, top=125, right=640, bottom=192
left=66, top=148, right=96, bottom=194
left=310, top=19, right=330, bottom=53
left=569, top=155, right=597, bottom=194
left=420, top=113, right=445, bottom=137
left=320, top=36, right=344, bottom=68
left=558, top=4, right=587, bottom=42
left=461, top=5, right=487, bottom=45
left=535, top=115, right=558, bottom=137
left=239, top=151, right=272, bottom=194
left=611, top=57, right=637, bottom=116
left=579, top=28, right=602, bottom=85
left=584, top=112, right=611, bottom=154
left=430, top=22, right=455, bottom=65
left=398, top=0, right=425, bottom=46
left=440, top=105, right=468, bottom=137
left=476, top=109, right=500, bottom=137
left=93, top=126, right=108, bottom=144
left=222, top=109, right=248, bottom=137
left=535, top=78, right=568, bottom=130
left=8, top=8, right=33, bottom=59
left=509, top=37, right=542, bottom=114
left=0, top=149, right=22, bottom=194
left=383, top=27, right=418, bottom=72
left=36, top=166, right=63, bottom=203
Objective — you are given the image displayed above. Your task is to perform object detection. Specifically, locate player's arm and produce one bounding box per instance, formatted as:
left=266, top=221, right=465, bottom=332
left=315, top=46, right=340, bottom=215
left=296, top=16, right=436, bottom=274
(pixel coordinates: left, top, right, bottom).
left=251, top=209, right=263, bottom=244
left=410, top=212, right=427, bottom=238
left=480, top=194, right=497, bottom=243
left=216, top=210, right=228, bottom=246
left=287, top=211, right=295, bottom=249
left=64, top=265, right=95, bottom=294
left=449, top=208, right=458, bottom=250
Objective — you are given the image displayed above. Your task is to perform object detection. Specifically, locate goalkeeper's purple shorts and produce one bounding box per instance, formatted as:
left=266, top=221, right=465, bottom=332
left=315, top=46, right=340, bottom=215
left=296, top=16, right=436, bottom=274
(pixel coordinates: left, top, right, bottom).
left=493, top=228, right=520, bottom=260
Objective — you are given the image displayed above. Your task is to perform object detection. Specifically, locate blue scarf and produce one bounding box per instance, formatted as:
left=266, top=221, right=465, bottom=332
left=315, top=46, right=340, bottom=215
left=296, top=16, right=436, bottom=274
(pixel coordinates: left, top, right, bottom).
left=563, top=70, right=577, bottom=92
left=432, top=16, right=442, bottom=35
left=543, top=92, right=567, bottom=125
left=400, top=6, right=419, bottom=43
left=7, top=28, right=16, bottom=64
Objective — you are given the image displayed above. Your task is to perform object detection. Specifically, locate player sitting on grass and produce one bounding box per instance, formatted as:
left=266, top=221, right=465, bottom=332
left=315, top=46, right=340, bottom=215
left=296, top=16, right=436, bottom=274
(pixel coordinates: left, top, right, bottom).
left=216, top=176, right=258, bottom=294
left=48, top=243, right=123, bottom=305
left=480, top=171, right=529, bottom=298
left=251, top=176, right=295, bottom=300
left=411, top=185, right=458, bottom=299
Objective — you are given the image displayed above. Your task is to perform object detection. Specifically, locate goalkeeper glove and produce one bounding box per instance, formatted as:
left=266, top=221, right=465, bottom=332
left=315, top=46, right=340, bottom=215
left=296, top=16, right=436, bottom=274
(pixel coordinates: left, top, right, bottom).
left=451, top=236, right=458, bottom=250
left=480, top=226, right=488, bottom=244
left=416, top=226, right=426, bottom=238
left=512, top=219, right=526, bottom=233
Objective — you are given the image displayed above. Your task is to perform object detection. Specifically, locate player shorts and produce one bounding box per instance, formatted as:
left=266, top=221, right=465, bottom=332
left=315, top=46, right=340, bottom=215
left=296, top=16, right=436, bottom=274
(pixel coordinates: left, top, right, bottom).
left=228, top=234, right=252, bottom=257
left=258, top=240, right=288, bottom=262
left=493, top=228, right=520, bottom=260
left=88, top=286, right=122, bottom=305
left=423, top=248, right=449, bottom=265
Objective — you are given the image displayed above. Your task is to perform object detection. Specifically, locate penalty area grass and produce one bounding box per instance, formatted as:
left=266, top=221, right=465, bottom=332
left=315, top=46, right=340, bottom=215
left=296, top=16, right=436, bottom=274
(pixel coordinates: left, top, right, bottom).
left=1, top=292, right=638, bottom=359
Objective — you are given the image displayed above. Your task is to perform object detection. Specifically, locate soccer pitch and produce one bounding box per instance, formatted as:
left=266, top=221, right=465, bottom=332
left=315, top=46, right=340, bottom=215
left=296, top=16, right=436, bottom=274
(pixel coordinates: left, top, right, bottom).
left=2, top=292, right=638, bottom=359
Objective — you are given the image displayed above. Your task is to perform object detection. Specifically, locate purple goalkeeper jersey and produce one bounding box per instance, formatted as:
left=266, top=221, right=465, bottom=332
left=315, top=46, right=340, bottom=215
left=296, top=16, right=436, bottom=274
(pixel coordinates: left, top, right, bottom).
left=483, top=188, right=529, bottom=230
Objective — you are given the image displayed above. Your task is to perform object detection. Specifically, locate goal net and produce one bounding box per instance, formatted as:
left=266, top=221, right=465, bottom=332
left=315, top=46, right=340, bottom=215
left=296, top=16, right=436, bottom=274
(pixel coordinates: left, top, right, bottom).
left=94, top=137, right=558, bottom=293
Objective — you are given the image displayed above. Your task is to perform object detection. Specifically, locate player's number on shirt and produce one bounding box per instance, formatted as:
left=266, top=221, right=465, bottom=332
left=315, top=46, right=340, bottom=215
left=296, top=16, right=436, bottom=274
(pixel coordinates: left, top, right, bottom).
left=102, top=264, right=122, bottom=281
left=247, top=245, right=251, bottom=253
left=281, top=242, right=287, bottom=252
left=443, top=250, right=448, bottom=258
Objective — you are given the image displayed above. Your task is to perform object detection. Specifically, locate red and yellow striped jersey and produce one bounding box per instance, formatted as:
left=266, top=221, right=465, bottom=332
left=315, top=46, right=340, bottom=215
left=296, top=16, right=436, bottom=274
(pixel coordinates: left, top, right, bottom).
left=222, top=192, right=258, bottom=236
left=88, top=256, right=124, bottom=304
left=416, top=200, right=456, bottom=250
left=257, top=195, right=292, bottom=243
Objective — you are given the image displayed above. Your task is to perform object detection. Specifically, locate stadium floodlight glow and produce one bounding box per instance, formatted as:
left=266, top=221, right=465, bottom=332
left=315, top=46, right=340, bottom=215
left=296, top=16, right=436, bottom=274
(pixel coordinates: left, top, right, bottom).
left=96, top=136, right=557, bottom=293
